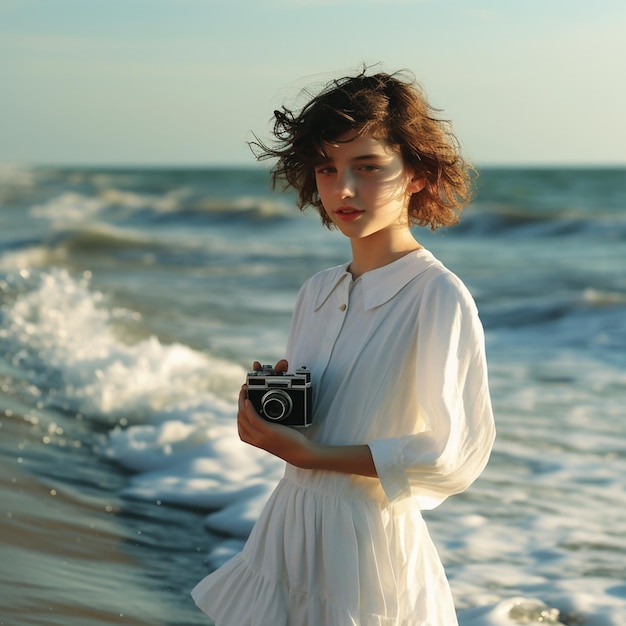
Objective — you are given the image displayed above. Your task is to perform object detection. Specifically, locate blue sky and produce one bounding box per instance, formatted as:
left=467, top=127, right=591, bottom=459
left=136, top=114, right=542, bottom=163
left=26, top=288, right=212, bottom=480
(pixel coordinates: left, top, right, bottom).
left=1, top=0, right=625, bottom=166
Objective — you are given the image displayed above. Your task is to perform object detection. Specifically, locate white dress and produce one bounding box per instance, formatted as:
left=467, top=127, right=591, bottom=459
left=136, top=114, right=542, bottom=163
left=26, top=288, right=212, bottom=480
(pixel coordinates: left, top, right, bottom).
left=192, top=249, right=495, bottom=626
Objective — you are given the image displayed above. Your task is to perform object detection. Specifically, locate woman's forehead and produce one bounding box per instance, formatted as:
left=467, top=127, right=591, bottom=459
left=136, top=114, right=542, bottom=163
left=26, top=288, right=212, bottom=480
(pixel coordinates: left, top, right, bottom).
left=321, top=132, right=398, bottom=159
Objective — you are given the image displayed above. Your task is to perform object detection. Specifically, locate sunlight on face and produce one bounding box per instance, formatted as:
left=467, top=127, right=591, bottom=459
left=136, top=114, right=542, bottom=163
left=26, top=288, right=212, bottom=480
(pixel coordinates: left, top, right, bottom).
left=314, top=132, right=424, bottom=240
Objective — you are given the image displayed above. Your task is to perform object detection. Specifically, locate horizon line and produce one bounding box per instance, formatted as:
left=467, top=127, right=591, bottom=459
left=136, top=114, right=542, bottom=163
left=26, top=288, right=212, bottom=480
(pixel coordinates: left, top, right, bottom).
left=2, top=160, right=625, bottom=171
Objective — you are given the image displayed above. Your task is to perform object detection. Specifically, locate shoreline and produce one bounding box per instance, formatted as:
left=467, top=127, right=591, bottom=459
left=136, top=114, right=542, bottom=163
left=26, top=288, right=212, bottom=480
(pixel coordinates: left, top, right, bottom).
left=0, top=404, right=208, bottom=626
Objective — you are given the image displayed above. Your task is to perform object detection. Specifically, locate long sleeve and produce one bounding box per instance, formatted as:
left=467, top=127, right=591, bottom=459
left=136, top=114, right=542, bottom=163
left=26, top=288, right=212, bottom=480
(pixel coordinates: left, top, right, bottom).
left=368, top=273, right=495, bottom=508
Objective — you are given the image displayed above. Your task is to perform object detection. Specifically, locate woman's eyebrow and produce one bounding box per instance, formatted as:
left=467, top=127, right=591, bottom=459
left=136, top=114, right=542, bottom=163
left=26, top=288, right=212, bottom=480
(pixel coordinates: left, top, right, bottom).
left=352, top=154, right=384, bottom=161
left=339, top=153, right=388, bottom=164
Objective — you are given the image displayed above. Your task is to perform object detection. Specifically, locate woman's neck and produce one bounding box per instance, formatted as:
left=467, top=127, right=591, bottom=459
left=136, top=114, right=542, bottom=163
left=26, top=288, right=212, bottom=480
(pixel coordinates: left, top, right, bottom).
left=348, top=230, right=422, bottom=279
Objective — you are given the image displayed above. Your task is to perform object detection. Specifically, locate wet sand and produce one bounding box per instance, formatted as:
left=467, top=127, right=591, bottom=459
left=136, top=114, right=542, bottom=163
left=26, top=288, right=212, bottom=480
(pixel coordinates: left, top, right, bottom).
left=0, top=397, right=212, bottom=626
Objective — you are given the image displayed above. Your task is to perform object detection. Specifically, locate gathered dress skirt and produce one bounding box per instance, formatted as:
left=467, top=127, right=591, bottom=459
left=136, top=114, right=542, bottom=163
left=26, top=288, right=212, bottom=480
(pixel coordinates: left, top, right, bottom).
left=191, top=465, right=458, bottom=626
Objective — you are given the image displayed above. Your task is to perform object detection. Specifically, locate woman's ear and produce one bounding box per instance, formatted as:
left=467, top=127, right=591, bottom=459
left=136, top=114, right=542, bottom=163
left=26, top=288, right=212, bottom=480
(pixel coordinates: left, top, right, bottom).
left=407, top=173, right=427, bottom=195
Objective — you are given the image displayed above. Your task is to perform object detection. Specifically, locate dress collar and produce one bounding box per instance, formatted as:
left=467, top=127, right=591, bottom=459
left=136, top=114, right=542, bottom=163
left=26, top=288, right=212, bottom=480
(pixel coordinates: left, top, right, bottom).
left=313, top=249, right=439, bottom=311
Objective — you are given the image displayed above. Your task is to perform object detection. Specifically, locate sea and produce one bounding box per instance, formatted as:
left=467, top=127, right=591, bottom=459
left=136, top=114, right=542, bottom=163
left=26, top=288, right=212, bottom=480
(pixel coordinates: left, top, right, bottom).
left=0, top=163, right=625, bottom=626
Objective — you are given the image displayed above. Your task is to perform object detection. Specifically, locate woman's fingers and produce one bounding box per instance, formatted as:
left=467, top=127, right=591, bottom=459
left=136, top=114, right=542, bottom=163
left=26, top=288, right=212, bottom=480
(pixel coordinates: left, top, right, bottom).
left=237, top=385, right=253, bottom=440
left=251, top=359, right=288, bottom=373
left=238, top=384, right=267, bottom=444
left=274, top=359, right=289, bottom=373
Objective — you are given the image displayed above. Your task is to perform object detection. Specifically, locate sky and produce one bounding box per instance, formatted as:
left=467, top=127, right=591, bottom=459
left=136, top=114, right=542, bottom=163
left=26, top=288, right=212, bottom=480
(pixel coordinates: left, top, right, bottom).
left=1, top=0, right=625, bottom=167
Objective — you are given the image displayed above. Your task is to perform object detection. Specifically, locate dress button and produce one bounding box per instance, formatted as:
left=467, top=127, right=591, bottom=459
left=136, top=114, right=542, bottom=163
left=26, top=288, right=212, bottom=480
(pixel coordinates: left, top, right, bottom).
left=339, top=304, right=347, bottom=311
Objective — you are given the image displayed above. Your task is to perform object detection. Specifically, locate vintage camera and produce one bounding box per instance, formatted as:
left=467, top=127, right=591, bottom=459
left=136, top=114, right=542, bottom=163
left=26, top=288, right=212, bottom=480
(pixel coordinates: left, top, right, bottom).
left=247, top=365, right=312, bottom=427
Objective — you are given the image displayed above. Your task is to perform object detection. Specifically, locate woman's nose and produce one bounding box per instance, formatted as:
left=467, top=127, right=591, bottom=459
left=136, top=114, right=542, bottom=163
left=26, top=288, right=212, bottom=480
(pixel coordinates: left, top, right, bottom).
left=335, top=170, right=356, bottom=199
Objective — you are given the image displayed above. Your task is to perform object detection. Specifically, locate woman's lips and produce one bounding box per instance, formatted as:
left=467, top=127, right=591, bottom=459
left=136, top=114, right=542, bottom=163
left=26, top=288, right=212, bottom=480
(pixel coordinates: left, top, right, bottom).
left=335, top=206, right=364, bottom=222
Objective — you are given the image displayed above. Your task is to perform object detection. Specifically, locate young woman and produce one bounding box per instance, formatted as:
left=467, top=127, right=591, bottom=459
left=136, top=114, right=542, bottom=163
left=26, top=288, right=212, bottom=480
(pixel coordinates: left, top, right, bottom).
left=192, top=69, right=496, bottom=626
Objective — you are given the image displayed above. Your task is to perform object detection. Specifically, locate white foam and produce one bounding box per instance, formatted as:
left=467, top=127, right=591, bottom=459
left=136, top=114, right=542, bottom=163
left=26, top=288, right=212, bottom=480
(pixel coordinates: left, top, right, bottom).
left=0, top=246, right=51, bottom=271
left=203, top=481, right=276, bottom=537
left=99, top=187, right=182, bottom=212
left=4, top=269, right=245, bottom=423
left=30, top=191, right=108, bottom=222
left=30, top=188, right=183, bottom=223
left=109, top=417, right=283, bottom=512
left=205, top=538, right=246, bottom=570
left=0, top=162, right=35, bottom=188
left=459, top=597, right=566, bottom=626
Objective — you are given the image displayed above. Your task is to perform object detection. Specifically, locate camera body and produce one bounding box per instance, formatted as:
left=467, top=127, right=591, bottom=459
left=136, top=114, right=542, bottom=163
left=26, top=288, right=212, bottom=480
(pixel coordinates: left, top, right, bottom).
left=247, top=365, right=312, bottom=428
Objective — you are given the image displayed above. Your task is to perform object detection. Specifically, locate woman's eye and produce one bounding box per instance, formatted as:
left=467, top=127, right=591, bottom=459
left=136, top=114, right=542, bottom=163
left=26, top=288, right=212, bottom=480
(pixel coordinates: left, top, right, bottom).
left=359, top=164, right=380, bottom=173
left=316, top=166, right=335, bottom=175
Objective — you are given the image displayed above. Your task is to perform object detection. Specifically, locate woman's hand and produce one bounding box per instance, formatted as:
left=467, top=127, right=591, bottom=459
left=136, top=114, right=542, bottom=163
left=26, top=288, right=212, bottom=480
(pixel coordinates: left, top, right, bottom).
left=252, top=359, right=288, bottom=373
left=237, top=380, right=313, bottom=467
left=239, top=359, right=377, bottom=477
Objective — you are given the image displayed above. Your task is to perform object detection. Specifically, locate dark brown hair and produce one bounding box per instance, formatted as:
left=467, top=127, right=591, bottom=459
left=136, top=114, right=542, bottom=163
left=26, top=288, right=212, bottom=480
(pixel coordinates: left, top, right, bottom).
left=251, top=69, right=476, bottom=230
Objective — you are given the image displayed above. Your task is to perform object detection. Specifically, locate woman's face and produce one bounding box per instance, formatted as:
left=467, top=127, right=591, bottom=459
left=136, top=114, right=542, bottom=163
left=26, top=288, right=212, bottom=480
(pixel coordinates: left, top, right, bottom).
left=314, top=132, right=424, bottom=241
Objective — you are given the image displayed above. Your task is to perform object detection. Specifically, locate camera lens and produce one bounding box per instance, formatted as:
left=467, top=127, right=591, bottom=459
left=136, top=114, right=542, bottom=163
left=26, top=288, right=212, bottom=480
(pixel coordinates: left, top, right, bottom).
left=261, top=390, right=293, bottom=421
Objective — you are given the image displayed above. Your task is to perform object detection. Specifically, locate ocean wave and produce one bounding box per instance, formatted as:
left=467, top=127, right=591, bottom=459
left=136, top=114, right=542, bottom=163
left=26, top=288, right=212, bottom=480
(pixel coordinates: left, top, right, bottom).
left=0, top=163, right=37, bottom=201
left=582, top=287, right=626, bottom=306
left=179, top=195, right=296, bottom=220
left=48, top=223, right=165, bottom=254
left=458, top=205, right=626, bottom=239
left=1, top=268, right=245, bottom=423
left=480, top=287, right=626, bottom=337
left=0, top=244, right=53, bottom=272
left=481, top=301, right=572, bottom=329
left=29, top=188, right=295, bottom=226
left=30, top=191, right=108, bottom=222
left=26, top=179, right=626, bottom=240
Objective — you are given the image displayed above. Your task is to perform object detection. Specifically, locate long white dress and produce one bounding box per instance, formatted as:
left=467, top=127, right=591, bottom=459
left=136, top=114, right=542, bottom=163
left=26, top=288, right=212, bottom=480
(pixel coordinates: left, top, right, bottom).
left=192, top=249, right=495, bottom=625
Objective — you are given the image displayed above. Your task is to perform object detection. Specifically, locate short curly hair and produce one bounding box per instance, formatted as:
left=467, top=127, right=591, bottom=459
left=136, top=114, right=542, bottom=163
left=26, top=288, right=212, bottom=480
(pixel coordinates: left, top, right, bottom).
left=251, top=69, right=476, bottom=230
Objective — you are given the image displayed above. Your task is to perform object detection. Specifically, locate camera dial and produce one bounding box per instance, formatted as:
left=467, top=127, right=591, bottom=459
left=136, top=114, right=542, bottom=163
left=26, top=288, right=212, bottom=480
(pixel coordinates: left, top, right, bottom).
left=261, top=390, right=293, bottom=421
